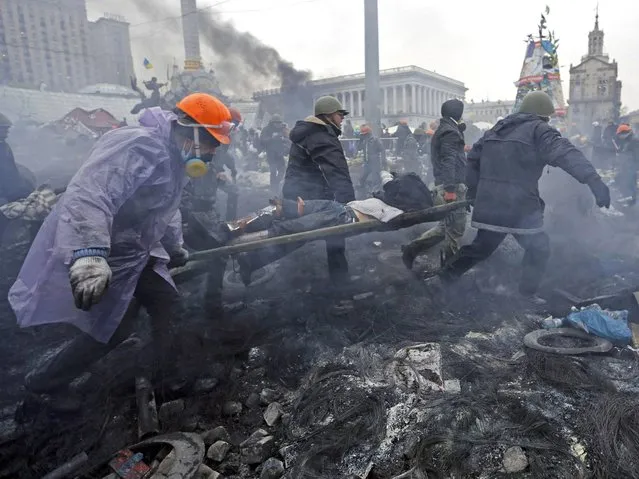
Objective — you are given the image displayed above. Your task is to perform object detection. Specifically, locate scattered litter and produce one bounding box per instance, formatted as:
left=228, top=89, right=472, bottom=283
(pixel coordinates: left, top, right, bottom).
left=443, top=379, right=461, bottom=394
left=353, top=292, right=375, bottom=301
left=373, top=241, right=382, bottom=247
left=566, top=304, right=632, bottom=344
left=570, top=437, right=587, bottom=463
left=388, top=343, right=443, bottom=391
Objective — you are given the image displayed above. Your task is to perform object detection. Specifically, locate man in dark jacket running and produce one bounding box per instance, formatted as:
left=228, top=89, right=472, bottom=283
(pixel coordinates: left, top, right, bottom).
left=439, top=91, right=610, bottom=303
left=402, top=99, right=468, bottom=269
left=238, top=96, right=355, bottom=285
left=260, top=114, right=289, bottom=192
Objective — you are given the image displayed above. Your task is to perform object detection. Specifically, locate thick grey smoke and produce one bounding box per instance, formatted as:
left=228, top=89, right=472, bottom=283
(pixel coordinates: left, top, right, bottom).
left=90, top=0, right=311, bottom=103
left=197, top=11, right=311, bottom=97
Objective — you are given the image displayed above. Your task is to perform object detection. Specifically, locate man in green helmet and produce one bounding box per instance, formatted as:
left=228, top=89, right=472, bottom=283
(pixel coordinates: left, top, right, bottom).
left=436, top=90, right=610, bottom=304
left=238, top=96, right=355, bottom=286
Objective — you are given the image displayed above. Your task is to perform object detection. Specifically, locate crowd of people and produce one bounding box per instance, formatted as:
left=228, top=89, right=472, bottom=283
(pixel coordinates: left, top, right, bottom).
left=1, top=87, right=633, bottom=414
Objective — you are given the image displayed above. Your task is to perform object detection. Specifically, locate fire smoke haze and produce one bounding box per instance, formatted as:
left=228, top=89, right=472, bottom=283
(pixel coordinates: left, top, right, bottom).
left=86, top=0, right=311, bottom=98
left=88, top=0, right=639, bottom=109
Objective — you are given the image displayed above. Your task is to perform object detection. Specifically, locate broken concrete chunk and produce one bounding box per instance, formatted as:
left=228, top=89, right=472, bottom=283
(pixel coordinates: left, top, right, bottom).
left=222, top=401, right=243, bottom=416
left=503, top=446, right=528, bottom=473
left=240, top=430, right=276, bottom=465
left=195, top=464, right=221, bottom=479
left=248, top=347, right=267, bottom=367
left=158, top=399, right=185, bottom=424
left=246, top=392, right=261, bottom=409
left=388, top=343, right=443, bottom=391
left=443, top=379, right=461, bottom=394
left=201, top=426, right=231, bottom=445
left=260, top=457, right=285, bottom=479
left=260, top=388, right=280, bottom=405
left=263, top=402, right=283, bottom=427
left=207, top=440, right=232, bottom=462
left=278, top=444, right=295, bottom=469
left=194, top=377, right=219, bottom=393
left=219, top=452, right=240, bottom=474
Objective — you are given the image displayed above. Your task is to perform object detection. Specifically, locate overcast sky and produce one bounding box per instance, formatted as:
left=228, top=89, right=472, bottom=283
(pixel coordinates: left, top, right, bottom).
left=87, top=0, right=639, bottom=110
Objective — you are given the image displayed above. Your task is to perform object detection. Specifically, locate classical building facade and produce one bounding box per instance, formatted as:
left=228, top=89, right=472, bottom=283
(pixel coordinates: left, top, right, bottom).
left=464, top=100, right=515, bottom=124
left=254, top=65, right=466, bottom=127
left=568, top=13, right=622, bottom=134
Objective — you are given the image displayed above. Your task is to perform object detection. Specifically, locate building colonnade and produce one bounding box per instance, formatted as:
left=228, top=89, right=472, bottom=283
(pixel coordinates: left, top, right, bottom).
left=313, top=84, right=464, bottom=118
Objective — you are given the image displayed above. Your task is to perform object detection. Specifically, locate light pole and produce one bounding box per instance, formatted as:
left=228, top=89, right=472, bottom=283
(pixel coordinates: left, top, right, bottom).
left=364, top=0, right=381, bottom=136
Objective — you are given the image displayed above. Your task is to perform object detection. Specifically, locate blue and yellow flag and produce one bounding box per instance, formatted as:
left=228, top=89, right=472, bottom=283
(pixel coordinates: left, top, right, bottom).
left=143, top=58, right=153, bottom=70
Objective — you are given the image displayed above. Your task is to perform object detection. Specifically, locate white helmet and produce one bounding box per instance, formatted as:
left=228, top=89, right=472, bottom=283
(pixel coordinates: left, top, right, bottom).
left=592, top=121, right=600, bottom=127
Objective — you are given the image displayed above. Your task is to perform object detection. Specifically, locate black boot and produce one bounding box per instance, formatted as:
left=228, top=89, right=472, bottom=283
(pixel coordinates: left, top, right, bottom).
left=401, top=244, right=418, bottom=270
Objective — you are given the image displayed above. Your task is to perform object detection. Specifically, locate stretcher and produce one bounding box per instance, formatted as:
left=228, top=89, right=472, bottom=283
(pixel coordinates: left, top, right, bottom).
left=170, top=201, right=469, bottom=283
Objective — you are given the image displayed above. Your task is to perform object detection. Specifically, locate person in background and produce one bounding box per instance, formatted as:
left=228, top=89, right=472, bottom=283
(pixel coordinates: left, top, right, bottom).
left=0, top=112, right=33, bottom=206
left=614, top=124, right=639, bottom=205
left=11, top=93, right=232, bottom=411
left=260, top=114, right=289, bottom=192
left=358, top=124, right=386, bottom=191
left=402, top=99, right=468, bottom=270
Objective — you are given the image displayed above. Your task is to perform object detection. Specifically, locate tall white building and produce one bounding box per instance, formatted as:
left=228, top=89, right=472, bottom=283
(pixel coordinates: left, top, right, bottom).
left=89, top=14, right=134, bottom=88
left=0, top=0, right=94, bottom=91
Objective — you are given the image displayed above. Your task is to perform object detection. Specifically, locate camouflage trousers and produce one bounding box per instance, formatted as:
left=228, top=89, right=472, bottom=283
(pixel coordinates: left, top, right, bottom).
left=408, top=184, right=468, bottom=261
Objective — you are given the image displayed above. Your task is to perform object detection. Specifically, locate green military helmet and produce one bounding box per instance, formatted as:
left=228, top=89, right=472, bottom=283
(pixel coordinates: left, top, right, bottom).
left=518, top=91, right=555, bottom=117
left=413, top=128, right=426, bottom=136
left=0, top=112, right=12, bottom=128
left=314, top=96, right=349, bottom=116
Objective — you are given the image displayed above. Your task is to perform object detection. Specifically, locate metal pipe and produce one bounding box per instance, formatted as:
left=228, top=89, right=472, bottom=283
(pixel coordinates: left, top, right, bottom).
left=364, top=0, right=381, bottom=136
left=41, top=452, right=89, bottom=479
left=135, top=376, right=160, bottom=440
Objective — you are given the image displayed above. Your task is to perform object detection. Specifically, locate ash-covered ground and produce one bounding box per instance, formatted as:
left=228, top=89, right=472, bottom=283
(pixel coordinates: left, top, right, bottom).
left=1, top=167, right=639, bottom=479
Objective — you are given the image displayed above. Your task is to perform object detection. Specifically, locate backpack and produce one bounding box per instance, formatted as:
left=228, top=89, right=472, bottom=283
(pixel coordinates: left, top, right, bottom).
left=373, top=172, right=433, bottom=211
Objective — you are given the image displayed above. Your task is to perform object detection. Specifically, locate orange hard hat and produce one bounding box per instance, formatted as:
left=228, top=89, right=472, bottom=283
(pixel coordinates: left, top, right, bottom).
left=426, top=129, right=434, bottom=136
left=360, top=125, right=372, bottom=135
left=176, top=93, right=232, bottom=145
left=228, top=106, right=242, bottom=125
left=617, top=124, right=632, bottom=135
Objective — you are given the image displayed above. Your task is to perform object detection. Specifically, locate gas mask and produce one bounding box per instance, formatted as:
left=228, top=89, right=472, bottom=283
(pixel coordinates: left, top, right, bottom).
left=458, top=121, right=467, bottom=133
left=181, top=128, right=209, bottom=178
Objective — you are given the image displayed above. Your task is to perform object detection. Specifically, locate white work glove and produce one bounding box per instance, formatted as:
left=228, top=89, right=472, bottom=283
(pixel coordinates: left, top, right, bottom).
left=69, top=256, right=112, bottom=311
left=168, top=247, right=189, bottom=268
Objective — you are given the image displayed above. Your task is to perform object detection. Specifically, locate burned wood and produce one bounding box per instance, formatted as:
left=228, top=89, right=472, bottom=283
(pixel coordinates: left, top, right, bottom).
left=41, top=451, right=89, bottom=479
left=135, top=376, right=159, bottom=440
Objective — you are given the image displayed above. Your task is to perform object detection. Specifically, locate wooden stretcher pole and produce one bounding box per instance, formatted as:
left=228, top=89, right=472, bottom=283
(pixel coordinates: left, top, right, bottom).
left=171, top=201, right=469, bottom=281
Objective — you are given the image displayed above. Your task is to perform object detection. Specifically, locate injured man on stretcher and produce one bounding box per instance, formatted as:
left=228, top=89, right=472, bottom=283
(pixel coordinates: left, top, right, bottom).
left=224, top=172, right=434, bottom=285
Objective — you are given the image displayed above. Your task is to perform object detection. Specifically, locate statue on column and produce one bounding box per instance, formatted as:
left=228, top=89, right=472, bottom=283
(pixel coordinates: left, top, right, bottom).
left=130, top=76, right=168, bottom=115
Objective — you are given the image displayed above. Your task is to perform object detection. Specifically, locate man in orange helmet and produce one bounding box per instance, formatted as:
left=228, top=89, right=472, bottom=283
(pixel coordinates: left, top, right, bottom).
left=615, top=124, right=639, bottom=205
left=11, top=93, right=232, bottom=410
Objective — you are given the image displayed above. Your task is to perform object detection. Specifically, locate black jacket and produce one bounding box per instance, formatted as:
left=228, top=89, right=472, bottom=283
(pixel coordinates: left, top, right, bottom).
left=359, top=135, right=385, bottom=165
left=616, top=134, right=639, bottom=163
left=283, top=116, right=355, bottom=203
left=430, top=117, right=466, bottom=191
left=260, top=122, right=288, bottom=157
left=393, top=123, right=411, bottom=151
left=0, top=142, right=32, bottom=205
left=466, top=113, right=600, bottom=234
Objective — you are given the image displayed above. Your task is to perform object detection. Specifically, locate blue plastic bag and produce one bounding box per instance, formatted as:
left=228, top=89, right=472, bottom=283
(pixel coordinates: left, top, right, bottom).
left=565, top=304, right=632, bottom=345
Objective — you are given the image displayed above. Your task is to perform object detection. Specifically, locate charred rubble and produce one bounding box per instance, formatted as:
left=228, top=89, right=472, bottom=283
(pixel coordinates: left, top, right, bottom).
left=1, top=170, right=639, bottom=478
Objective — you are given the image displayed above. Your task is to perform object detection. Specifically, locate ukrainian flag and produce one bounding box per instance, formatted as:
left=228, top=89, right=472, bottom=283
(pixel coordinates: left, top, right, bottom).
left=143, top=58, right=153, bottom=70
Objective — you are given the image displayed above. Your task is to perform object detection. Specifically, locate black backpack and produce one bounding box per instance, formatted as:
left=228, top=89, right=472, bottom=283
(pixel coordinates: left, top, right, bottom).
left=373, top=172, right=433, bottom=211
